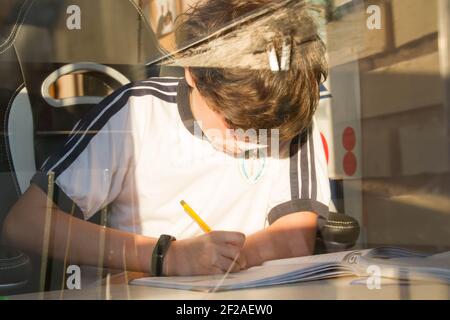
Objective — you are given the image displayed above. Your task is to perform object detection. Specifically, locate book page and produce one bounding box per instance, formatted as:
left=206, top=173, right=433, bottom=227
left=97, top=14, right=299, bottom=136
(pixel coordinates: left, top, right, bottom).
left=263, top=249, right=372, bottom=266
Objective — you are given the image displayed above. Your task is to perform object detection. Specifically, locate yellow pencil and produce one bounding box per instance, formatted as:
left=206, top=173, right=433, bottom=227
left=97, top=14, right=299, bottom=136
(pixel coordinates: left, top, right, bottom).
left=180, top=200, right=212, bottom=233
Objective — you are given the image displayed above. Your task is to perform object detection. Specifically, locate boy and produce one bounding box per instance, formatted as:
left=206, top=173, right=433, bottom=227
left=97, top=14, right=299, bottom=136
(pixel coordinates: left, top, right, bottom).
left=2, top=0, right=330, bottom=277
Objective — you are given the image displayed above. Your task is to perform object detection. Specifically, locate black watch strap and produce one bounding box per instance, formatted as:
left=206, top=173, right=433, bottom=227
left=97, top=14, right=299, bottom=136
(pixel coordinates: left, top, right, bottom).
left=150, top=234, right=176, bottom=277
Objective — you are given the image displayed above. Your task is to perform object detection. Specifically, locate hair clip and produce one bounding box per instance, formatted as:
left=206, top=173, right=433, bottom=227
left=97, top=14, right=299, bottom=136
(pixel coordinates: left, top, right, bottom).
left=267, top=42, right=280, bottom=72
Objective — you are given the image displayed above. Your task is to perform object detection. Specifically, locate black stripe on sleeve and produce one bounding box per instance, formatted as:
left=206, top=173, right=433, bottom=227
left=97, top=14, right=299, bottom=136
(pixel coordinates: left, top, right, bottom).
left=50, top=88, right=176, bottom=178
left=41, top=82, right=135, bottom=173
left=289, top=135, right=300, bottom=200
left=270, top=126, right=328, bottom=225
left=42, top=83, right=178, bottom=174
left=309, top=126, right=317, bottom=200
left=141, top=81, right=179, bottom=93
left=148, top=77, right=182, bottom=83
left=267, top=199, right=329, bottom=225
left=42, top=86, right=176, bottom=179
left=31, top=172, right=84, bottom=219
left=300, top=130, right=310, bottom=199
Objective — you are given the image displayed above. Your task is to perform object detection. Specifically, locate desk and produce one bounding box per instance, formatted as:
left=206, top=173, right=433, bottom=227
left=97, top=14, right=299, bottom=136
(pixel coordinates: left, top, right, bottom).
left=8, top=273, right=450, bottom=300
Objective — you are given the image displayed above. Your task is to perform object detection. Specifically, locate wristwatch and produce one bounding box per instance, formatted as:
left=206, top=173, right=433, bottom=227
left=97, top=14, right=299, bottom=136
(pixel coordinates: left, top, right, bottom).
left=150, top=234, right=176, bottom=277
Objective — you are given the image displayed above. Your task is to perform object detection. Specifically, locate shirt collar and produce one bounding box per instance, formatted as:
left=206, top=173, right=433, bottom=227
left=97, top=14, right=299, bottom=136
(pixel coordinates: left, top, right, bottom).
left=176, top=78, right=202, bottom=137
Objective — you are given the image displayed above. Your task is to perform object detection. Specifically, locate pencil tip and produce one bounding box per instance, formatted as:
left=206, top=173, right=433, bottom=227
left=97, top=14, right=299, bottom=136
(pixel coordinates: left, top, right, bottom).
left=180, top=200, right=186, bottom=206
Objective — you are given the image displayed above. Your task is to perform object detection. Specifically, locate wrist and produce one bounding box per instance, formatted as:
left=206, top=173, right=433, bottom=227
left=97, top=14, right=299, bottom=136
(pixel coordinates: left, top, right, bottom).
left=242, top=242, right=264, bottom=268
left=132, top=237, right=155, bottom=273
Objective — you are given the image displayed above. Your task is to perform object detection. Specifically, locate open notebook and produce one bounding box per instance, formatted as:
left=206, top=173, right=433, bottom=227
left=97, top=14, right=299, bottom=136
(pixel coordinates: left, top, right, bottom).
left=130, top=247, right=450, bottom=292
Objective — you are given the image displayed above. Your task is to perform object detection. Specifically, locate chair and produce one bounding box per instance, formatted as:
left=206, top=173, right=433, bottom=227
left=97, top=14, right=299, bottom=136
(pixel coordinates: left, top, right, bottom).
left=0, top=10, right=34, bottom=294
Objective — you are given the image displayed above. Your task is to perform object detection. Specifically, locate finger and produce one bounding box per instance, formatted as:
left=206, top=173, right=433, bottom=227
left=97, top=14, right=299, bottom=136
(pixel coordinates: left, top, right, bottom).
left=195, top=265, right=224, bottom=276
left=213, top=256, right=241, bottom=273
left=208, top=265, right=226, bottom=275
left=229, top=250, right=247, bottom=271
left=227, top=256, right=243, bottom=273
left=224, top=253, right=246, bottom=271
left=218, top=244, right=241, bottom=261
left=236, top=252, right=247, bottom=270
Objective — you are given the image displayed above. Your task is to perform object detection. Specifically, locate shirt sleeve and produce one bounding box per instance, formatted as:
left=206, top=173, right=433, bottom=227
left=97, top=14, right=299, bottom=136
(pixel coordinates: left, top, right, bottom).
left=267, top=118, right=331, bottom=226
left=31, top=87, right=134, bottom=220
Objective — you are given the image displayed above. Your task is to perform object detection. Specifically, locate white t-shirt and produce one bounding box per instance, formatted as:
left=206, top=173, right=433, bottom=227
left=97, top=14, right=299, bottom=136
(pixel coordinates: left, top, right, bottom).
left=32, top=77, right=330, bottom=239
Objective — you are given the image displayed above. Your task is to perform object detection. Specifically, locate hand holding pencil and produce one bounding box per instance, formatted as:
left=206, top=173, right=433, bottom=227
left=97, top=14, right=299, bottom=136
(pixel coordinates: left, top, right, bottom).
left=162, top=200, right=247, bottom=276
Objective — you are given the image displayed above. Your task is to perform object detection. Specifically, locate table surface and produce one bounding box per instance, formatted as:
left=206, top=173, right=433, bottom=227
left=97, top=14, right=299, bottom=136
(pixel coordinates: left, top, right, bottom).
left=8, top=272, right=450, bottom=300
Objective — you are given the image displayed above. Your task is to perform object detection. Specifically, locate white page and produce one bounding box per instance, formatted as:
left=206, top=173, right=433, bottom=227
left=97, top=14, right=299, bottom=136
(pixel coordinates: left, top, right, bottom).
left=263, top=249, right=372, bottom=266
left=130, top=248, right=450, bottom=291
left=133, top=263, right=324, bottom=288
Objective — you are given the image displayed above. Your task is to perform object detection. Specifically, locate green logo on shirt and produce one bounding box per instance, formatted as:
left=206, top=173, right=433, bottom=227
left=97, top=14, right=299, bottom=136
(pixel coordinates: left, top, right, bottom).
left=239, top=149, right=267, bottom=184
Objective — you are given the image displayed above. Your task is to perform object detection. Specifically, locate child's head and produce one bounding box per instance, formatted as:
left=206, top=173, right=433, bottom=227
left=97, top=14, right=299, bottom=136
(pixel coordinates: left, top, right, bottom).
left=176, top=0, right=327, bottom=143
